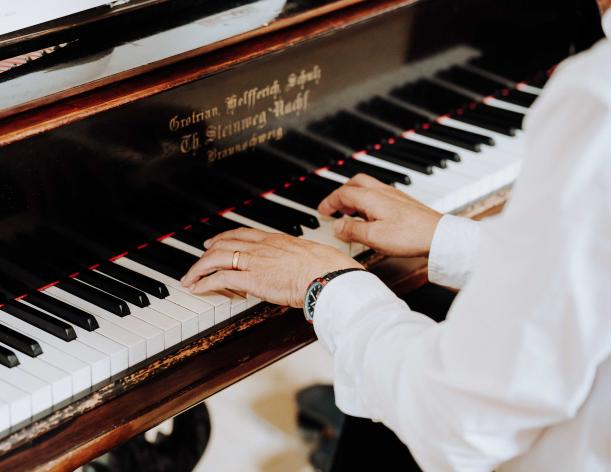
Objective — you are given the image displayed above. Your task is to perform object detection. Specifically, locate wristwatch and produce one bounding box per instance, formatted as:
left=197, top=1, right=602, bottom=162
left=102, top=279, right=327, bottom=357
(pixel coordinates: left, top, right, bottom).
left=303, top=268, right=366, bottom=323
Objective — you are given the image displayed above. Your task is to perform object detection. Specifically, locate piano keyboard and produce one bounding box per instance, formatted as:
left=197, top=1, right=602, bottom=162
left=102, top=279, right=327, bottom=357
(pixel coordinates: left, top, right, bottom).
left=0, top=62, right=547, bottom=435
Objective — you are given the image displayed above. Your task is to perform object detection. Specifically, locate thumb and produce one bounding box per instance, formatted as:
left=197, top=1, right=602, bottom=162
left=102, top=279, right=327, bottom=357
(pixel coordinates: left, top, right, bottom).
left=333, top=217, right=370, bottom=244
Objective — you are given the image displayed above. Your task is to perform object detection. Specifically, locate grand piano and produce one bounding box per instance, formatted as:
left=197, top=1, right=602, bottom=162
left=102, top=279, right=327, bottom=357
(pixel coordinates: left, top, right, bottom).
left=0, top=0, right=603, bottom=469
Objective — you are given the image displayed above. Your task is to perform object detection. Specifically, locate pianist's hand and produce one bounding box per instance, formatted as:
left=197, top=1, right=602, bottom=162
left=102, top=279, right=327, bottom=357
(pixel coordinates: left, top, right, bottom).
left=318, top=174, right=442, bottom=258
left=181, top=229, right=363, bottom=308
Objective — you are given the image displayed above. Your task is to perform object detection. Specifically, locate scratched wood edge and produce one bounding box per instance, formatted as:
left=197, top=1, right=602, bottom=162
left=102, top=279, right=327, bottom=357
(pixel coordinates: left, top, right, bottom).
left=0, top=0, right=419, bottom=144
left=0, top=188, right=510, bottom=471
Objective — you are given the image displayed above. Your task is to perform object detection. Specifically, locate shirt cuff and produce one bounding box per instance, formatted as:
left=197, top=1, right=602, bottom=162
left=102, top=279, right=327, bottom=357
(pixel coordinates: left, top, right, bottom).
left=428, top=214, right=481, bottom=289
left=313, top=270, right=407, bottom=417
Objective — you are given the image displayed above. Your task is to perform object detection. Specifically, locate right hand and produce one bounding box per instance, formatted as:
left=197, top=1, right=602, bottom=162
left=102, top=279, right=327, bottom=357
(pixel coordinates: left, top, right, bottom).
left=318, top=173, right=443, bottom=258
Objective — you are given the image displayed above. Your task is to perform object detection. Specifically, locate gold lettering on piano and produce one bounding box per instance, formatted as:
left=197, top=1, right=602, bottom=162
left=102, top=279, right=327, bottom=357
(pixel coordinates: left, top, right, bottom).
left=269, top=90, right=310, bottom=118
left=168, top=106, right=219, bottom=132
left=168, top=64, right=322, bottom=159
left=180, top=132, right=201, bottom=155
left=207, top=127, right=284, bottom=163
left=205, top=110, right=268, bottom=143
left=285, top=65, right=321, bottom=91
left=224, top=80, right=281, bottom=115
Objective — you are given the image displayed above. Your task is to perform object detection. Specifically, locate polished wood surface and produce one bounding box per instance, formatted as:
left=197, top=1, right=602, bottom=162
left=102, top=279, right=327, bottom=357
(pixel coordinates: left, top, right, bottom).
left=0, top=0, right=410, bottom=138
left=0, top=190, right=508, bottom=472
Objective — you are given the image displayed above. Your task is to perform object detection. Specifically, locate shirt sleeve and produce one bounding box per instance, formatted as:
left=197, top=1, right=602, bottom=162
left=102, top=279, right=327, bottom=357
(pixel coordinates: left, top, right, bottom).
left=313, top=75, right=611, bottom=470
left=427, top=214, right=481, bottom=289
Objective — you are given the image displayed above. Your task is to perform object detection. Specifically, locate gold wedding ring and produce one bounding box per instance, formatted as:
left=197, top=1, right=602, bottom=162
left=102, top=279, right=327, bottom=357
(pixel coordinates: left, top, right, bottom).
left=232, top=251, right=241, bottom=270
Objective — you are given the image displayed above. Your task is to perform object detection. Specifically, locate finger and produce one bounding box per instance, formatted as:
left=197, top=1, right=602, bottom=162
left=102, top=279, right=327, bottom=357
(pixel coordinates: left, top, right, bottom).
left=333, top=217, right=372, bottom=245
left=344, top=173, right=387, bottom=190
left=190, top=270, right=251, bottom=295
left=206, top=238, right=263, bottom=254
left=181, top=249, right=253, bottom=287
left=203, top=227, right=268, bottom=248
left=318, top=185, right=372, bottom=217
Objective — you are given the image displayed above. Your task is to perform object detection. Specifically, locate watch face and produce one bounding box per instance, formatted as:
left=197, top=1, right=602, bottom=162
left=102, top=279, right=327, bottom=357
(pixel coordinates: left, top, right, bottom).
left=304, top=280, right=324, bottom=322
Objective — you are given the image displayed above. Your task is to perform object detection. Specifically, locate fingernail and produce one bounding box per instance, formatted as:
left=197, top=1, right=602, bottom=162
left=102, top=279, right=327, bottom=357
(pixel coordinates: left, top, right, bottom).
left=203, top=239, right=211, bottom=249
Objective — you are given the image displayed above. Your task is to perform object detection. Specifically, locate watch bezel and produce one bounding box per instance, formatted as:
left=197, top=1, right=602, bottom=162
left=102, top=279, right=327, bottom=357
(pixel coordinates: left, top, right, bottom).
left=304, top=278, right=325, bottom=323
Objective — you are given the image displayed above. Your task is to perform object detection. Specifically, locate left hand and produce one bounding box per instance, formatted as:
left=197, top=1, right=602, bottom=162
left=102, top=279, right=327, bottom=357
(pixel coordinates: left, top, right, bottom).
left=181, top=228, right=363, bottom=308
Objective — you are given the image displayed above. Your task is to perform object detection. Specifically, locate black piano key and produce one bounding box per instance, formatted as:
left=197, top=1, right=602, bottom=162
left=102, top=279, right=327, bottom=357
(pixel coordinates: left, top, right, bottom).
left=58, top=279, right=130, bottom=317
left=146, top=242, right=199, bottom=273
left=357, top=96, right=426, bottom=130
left=97, top=263, right=169, bottom=299
left=417, top=124, right=487, bottom=151
left=188, top=222, right=224, bottom=242
left=420, top=122, right=495, bottom=149
left=207, top=215, right=245, bottom=233
left=500, top=89, right=537, bottom=108
left=78, top=271, right=150, bottom=308
left=275, top=175, right=342, bottom=211
left=27, top=292, right=99, bottom=331
left=0, top=323, right=42, bottom=357
left=391, top=79, right=471, bottom=115
left=252, top=198, right=320, bottom=229
left=309, top=111, right=393, bottom=151
left=173, top=230, right=207, bottom=250
left=366, top=148, right=434, bottom=175
left=386, top=137, right=460, bottom=163
left=2, top=301, right=77, bottom=342
left=437, top=65, right=503, bottom=96
left=331, top=159, right=410, bottom=185
left=234, top=203, right=304, bottom=236
left=461, top=108, right=517, bottom=135
left=269, top=130, right=346, bottom=167
left=275, top=183, right=328, bottom=211
left=128, top=248, right=186, bottom=281
left=0, top=345, right=19, bottom=368
left=474, top=104, right=524, bottom=129
left=454, top=110, right=516, bottom=136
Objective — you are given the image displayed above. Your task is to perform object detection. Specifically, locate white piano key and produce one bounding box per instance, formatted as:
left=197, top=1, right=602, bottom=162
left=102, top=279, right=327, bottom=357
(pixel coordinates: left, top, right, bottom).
left=483, top=96, right=530, bottom=114
left=352, top=154, right=461, bottom=210
left=0, top=363, right=52, bottom=418
left=64, top=282, right=165, bottom=357
left=95, top=269, right=201, bottom=339
left=407, top=132, right=519, bottom=189
left=162, top=237, right=202, bottom=257
left=46, top=287, right=149, bottom=365
left=66, top=325, right=127, bottom=378
left=0, top=345, right=71, bottom=406
left=0, top=313, right=92, bottom=395
left=125, top=303, right=181, bottom=350
left=162, top=237, right=261, bottom=311
left=438, top=117, right=525, bottom=156
left=113, top=258, right=222, bottom=325
left=516, top=82, right=542, bottom=95
left=149, top=297, right=202, bottom=338
left=0, top=379, right=30, bottom=429
left=264, top=193, right=365, bottom=257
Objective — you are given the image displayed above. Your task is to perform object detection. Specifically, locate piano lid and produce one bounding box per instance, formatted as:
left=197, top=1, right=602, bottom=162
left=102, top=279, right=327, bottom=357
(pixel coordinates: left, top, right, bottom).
left=0, top=0, right=365, bottom=119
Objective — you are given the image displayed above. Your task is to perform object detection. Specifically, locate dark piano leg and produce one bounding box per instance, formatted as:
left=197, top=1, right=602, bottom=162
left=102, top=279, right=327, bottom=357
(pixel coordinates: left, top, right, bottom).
left=83, top=403, right=211, bottom=472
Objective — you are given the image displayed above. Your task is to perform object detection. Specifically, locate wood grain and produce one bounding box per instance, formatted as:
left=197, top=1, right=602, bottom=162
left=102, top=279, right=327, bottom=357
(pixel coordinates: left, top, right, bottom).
left=0, top=0, right=417, bottom=141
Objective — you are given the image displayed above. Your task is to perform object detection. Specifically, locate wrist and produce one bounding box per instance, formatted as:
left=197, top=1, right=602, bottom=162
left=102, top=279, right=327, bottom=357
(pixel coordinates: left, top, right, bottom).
left=303, top=267, right=366, bottom=323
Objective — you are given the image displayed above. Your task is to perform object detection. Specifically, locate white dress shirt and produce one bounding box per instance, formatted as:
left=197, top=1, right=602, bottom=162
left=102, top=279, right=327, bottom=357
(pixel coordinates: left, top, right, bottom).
left=313, top=10, right=611, bottom=471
